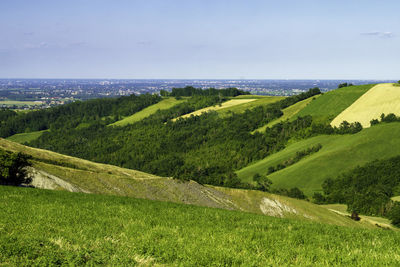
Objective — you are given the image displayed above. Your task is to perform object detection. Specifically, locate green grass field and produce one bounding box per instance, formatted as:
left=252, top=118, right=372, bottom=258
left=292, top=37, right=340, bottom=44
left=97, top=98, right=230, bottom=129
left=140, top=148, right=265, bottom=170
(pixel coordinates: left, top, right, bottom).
left=320, top=204, right=393, bottom=229
left=254, top=95, right=320, bottom=133
left=0, top=100, right=43, bottom=106
left=6, top=130, right=48, bottom=144
left=110, top=98, right=186, bottom=127
left=1, top=186, right=400, bottom=266
left=295, top=84, right=375, bottom=123
left=237, top=122, right=400, bottom=195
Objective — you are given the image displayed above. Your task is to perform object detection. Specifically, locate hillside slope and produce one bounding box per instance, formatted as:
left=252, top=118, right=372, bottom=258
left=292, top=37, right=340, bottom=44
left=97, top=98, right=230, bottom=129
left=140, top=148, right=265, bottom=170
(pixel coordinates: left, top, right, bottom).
left=110, top=97, right=186, bottom=127
left=295, top=84, right=375, bottom=123
left=237, top=122, right=400, bottom=195
left=2, top=186, right=399, bottom=266
left=0, top=138, right=372, bottom=228
left=254, top=95, right=320, bottom=133
left=331, top=83, right=400, bottom=127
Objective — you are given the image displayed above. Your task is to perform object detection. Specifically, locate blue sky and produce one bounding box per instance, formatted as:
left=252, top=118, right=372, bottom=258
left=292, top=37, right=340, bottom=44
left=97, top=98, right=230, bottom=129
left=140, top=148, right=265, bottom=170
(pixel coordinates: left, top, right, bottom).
left=1, top=0, right=399, bottom=79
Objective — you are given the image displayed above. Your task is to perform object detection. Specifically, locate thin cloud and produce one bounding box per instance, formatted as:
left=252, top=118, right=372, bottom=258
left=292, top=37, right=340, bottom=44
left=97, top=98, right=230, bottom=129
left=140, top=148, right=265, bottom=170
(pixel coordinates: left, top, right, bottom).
left=361, top=31, right=394, bottom=38
left=68, top=42, right=87, bottom=47
left=24, top=42, right=49, bottom=49
left=136, top=40, right=153, bottom=46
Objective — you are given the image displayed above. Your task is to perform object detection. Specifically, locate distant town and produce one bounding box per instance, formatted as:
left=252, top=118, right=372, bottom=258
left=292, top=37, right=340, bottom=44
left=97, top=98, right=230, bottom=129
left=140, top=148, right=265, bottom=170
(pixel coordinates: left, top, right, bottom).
left=0, top=79, right=395, bottom=110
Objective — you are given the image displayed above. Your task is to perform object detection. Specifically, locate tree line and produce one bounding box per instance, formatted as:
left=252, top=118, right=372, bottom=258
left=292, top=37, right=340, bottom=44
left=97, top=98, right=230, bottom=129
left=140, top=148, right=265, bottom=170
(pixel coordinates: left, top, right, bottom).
left=160, top=86, right=250, bottom=97
left=314, top=155, right=400, bottom=226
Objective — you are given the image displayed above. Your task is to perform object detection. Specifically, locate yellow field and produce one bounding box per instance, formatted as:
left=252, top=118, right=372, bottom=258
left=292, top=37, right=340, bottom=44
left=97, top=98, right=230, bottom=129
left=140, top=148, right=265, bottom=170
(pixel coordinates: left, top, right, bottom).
left=173, top=99, right=256, bottom=120
left=331, top=83, right=400, bottom=128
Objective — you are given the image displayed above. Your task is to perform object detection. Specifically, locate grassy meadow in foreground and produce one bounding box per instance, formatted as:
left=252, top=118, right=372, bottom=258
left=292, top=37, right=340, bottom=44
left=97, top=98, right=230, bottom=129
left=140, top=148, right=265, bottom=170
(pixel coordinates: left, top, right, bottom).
left=1, top=186, right=400, bottom=266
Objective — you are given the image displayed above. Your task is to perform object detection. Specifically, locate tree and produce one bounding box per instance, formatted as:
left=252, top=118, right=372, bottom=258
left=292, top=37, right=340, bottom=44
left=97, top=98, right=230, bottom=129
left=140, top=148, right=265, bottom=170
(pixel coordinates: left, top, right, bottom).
left=312, top=192, right=326, bottom=204
left=0, top=150, right=32, bottom=186
left=253, top=173, right=272, bottom=192
left=388, top=202, right=400, bottom=227
left=288, top=187, right=307, bottom=200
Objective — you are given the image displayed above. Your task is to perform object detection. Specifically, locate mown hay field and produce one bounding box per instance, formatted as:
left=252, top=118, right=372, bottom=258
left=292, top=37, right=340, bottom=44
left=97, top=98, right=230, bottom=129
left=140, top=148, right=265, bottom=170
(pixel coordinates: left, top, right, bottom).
left=331, top=83, right=400, bottom=127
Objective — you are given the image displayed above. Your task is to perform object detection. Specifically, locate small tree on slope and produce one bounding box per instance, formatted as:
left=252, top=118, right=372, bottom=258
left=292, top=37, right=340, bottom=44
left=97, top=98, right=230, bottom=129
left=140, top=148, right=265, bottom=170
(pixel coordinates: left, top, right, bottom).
left=0, top=149, right=32, bottom=186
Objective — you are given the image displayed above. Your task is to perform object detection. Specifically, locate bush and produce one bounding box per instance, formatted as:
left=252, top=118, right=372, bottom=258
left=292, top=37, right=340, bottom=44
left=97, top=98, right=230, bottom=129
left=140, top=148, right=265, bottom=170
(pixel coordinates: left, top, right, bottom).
left=0, top=149, right=32, bottom=186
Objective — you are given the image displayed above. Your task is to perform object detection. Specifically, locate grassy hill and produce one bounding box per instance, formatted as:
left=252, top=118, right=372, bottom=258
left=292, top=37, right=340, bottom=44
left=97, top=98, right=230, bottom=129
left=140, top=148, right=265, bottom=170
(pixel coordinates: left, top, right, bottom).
left=110, top=97, right=186, bottom=127
left=0, top=138, right=375, bottom=228
left=331, top=83, right=400, bottom=127
left=237, top=122, right=400, bottom=195
left=1, top=185, right=400, bottom=266
left=173, top=95, right=283, bottom=120
left=6, top=130, right=48, bottom=144
left=253, top=95, right=320, bottom=133
left=295, top=84, right=375, bottom=123
left=216, top=95, right=284, bottom=117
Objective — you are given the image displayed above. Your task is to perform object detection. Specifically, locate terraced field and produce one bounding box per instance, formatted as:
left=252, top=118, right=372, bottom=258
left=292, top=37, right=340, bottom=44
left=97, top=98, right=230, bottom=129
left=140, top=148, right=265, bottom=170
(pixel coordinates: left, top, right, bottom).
left=295, top=84, right=375, bottom=123
left=110, top=97, right=186, bottom=126
left=331, top=83, right=400, bottom=127
left=237, top=122, right=400, bottom=195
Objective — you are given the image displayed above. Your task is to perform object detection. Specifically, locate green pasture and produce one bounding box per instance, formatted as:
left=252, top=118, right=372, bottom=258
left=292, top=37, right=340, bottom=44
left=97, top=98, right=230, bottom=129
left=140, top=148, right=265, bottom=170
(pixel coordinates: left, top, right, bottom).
left=237, top=122, right=400, bottom=195
left=1, top=186, right=400, bottom=266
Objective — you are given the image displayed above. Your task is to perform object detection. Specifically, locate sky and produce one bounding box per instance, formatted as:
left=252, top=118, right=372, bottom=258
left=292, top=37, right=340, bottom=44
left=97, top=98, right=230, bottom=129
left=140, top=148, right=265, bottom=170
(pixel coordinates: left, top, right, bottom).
left=0, top=0, right=399, bottom=79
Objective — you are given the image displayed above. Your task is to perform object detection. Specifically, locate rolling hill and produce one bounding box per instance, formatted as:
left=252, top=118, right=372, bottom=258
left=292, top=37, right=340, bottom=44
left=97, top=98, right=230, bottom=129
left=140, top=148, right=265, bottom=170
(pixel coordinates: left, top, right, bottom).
left=253, top=94, right=320, bottom=133
left=331, top=83, right=400, bottom=127
left=0, top=138, right=376, bottom=228
left=173, top=95, right=283, bottom=120
left=110, top=97, right=186, bottom=127
left=237, top=122, right=400, bottom=195
left=295, top=84, right=375, bottom=123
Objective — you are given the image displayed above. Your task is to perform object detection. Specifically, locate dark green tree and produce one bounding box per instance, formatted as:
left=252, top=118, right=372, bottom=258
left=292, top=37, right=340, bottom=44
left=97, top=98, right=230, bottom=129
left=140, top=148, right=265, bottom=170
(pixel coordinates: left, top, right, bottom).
left=288, top=187, right=307, bottom=200
left=253, top=173, right=272, bottom=192
left=0, top=150, right=32, bottom=186
left=388, top=202, right=400, bottom=227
